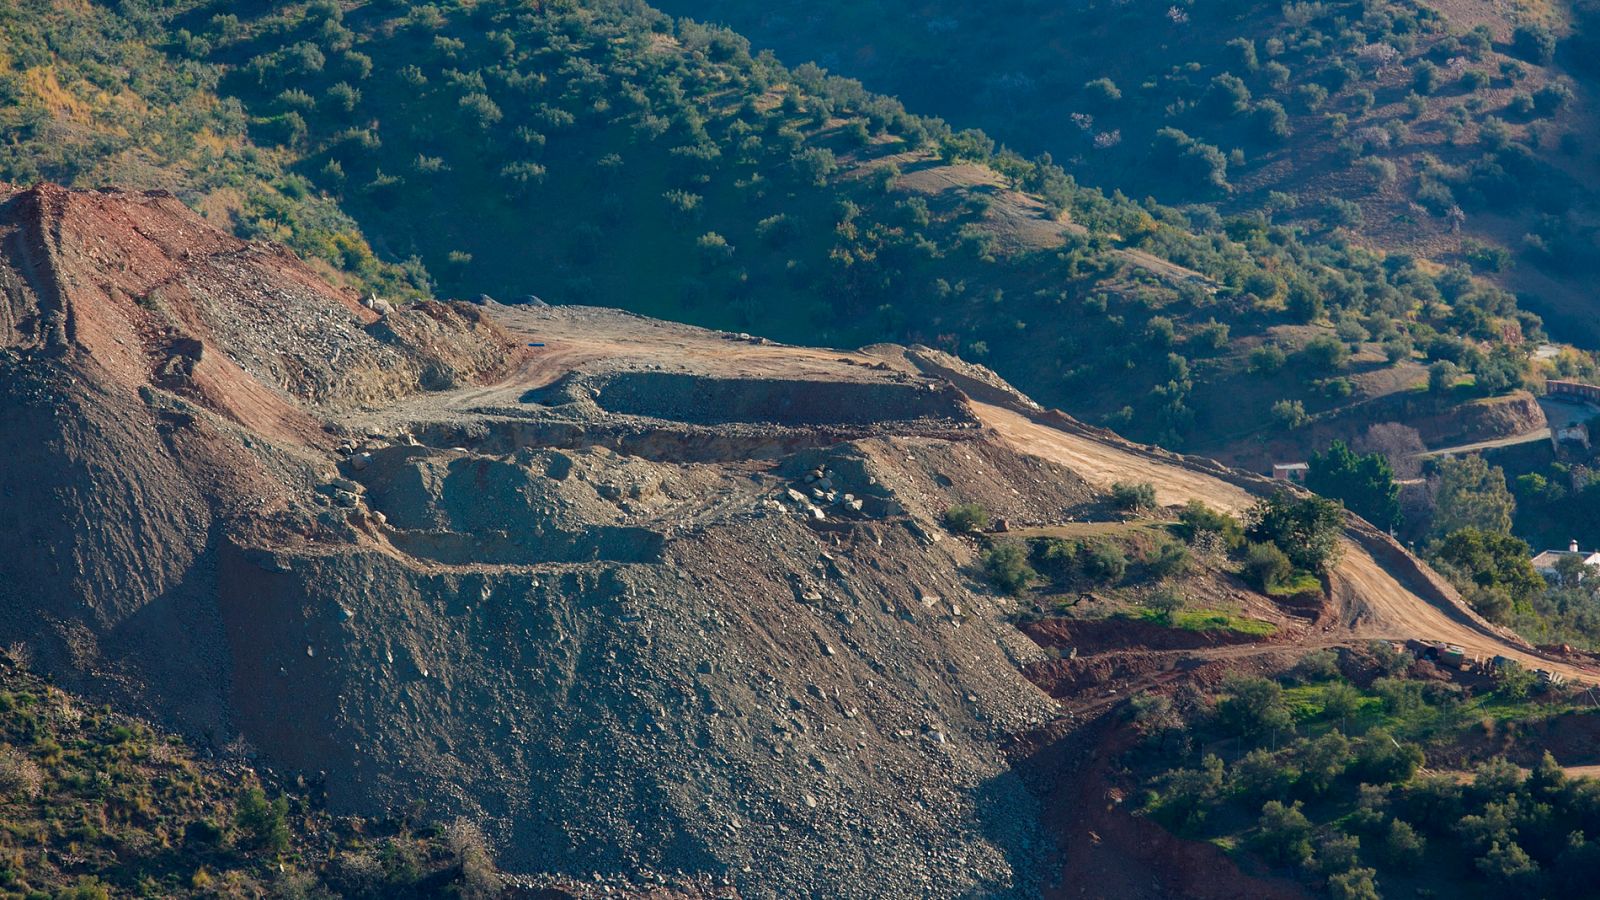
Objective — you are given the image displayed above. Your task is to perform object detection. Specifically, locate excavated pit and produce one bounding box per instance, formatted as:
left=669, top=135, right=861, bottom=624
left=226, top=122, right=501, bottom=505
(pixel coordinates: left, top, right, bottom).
left=349, top=447, right=674, bottom=565
left=401, top=412, right=985, bottom=466
left=589, top=371, right=972, bottom=426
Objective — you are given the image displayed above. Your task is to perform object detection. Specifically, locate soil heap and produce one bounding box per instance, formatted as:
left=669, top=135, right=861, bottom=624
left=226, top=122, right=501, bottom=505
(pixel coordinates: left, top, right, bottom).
left=0, top=185, right=1093, bottom=897
left=6, top=184, right=1583, bottom=898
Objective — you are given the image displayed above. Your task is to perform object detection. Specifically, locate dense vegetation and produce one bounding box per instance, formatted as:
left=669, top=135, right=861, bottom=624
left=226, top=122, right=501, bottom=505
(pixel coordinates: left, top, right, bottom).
left=0, top=0, right=427, bottom=298
left=961, top=493, right=1341, bottom=635
left=658, top=0, right=1600, bottom=344
left=1306, top=440, right=1400, bottom=531
left=0, top=655, right=497, bottom=898
left=219, top=0, right=1600, bottom=451
left=2, top=0, right=1584, bottom=459
left=1135, top=646, right=1600, bottom=898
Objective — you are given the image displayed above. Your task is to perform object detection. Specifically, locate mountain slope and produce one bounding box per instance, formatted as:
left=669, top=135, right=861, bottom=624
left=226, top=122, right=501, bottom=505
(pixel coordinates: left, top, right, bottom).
left=657, top=0, right=1600, bottom=344
left=3, top=184, right=1593, bottom=896
left=171, top=0, right=1572, bottom=462
left=3, top=1, right=1583, bottom=468
left=0, top=185, right=1068, bottom=896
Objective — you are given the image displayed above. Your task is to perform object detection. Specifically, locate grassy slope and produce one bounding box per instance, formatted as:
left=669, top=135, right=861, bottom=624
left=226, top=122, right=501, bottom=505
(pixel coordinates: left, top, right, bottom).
left=1, top=0, right=1580, bottom=457
left=163, top=0, right=1574, bottom=457
left=653, top=0, right=1600, bottom=345
left=0, top=654, right=490, bottom=899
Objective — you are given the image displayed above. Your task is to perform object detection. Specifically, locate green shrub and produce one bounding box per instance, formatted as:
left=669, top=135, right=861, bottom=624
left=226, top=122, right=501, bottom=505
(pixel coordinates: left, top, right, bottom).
left=1254, top=800, right=1315, bottom=867
left=1144, top=539, right=1191, bottom=579
left=1511, top=24, right=1556, bottom=64
left=1352, top=728, right=1424, bottom=784
left=1232, top=748, right=1298, bottom=803
left=1318, top=831, right=1363, bottom=876
left=1476, top=840, right=1538, bottom=885
left=1320, top=682, right=1361, bottom=725
left=1271, top=399, right=1309, bottom=429
left=1250, top=344, right=1287, bottom=375
left=1146, top=586, right=1185, bottom=622
left=1079, top=540, right=1128, bottom=584
left=55, top=877, right=110, bottom=900
left=1306, top=440, right=1401, bottom=531
left=1029, top=538, right=1077, bottom=580
left=1493, top=660, right=1535, bottom=700
left=1241, top=541, right=1292, bottom=592
left=1155, top=754, right=1225, bottom=830
left=1110, top=481, right=1157, bottom=511
left=1381, top=819, right=1425, bottom=866
left=1247, top=492, right=1344, bottom=574
left=1327, top=867, right=1380, bottom=900
left=943, top=503, right=991, bottom=534
left=1176, top=500, right=1243, bottom=548
left=1290, top=649, right=1341, bottom=683
left=1428, top=360, right=1461, bottom=394
left=1217, top=674, right=1291, bottom=738
left=982, top=542, right=1036, bottom=595
left=1084, top=77, right=1121, bottom=108
left=1300, top=335, right=1350, bottom=371
left=235, top=787, right=290, bottom=854
left=185, top=818, right=226, bottom=848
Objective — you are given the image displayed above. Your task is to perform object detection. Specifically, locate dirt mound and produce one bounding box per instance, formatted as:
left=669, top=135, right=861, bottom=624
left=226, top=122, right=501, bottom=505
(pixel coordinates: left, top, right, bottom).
left=4, top=183, right=1587, bottom=897
left=0, top=184, right=519, bottom=748
left=0, top=185, right=1080, bottom=897
left=0, top=184, right=520, bottom=418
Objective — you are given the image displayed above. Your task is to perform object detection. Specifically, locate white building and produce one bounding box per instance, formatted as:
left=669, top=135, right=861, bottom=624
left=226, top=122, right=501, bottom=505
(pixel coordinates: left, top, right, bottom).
left=1531, top=540, right=1600, bottom=581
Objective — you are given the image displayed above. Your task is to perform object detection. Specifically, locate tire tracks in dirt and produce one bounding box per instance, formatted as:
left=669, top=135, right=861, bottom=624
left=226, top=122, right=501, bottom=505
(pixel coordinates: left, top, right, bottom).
left=894, top=347, right=1600, bottom=683
left=968, top=399, right=1599, bottom=683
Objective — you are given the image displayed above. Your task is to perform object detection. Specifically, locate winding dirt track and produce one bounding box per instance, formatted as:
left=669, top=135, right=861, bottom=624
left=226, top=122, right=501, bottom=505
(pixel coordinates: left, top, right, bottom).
left=388, top=304, right=1600, bottom=684
left=970, top=400, right=1600, bottom=684
left=370, top=303, right=893, bottom=426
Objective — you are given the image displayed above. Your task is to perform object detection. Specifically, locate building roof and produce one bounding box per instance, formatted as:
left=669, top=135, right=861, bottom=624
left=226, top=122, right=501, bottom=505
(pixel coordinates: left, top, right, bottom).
left=1532, top=549, right=1600, bottom=571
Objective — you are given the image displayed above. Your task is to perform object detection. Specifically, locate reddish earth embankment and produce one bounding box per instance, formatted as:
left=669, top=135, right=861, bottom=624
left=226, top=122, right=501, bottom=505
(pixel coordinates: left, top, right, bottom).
left=1010, top=713, right=1310, bottom=900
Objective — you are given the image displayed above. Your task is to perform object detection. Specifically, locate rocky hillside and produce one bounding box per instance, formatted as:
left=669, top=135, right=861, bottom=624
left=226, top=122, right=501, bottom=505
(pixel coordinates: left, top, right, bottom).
left=0, top=185, right=1079, bottom=896
left=4, top=184, right=1596, bottom=897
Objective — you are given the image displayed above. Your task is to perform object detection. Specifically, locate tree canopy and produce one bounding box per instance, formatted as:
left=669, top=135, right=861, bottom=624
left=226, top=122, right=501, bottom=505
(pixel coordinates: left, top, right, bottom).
left=1431, top=455, right=1515, bottom=538
left=1307, top=440, right=1402, bottom=531
left=1429, top=527, right=1545, bottom=607
left=1247, top=492, right=1346, bottom=574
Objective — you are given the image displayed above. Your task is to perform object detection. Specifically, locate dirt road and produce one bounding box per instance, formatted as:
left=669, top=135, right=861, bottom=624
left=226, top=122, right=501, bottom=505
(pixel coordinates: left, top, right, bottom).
left=1418, top=395, right=1598, bottom=458
left=969, top=400, right=1600, bottom=684
left=377, top=306, right=1599, bottom=684
left=378, top=304, right=895, bottom=421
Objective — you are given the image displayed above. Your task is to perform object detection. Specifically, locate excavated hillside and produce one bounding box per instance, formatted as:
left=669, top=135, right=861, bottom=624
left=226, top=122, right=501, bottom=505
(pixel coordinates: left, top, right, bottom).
left=1, top=185, right=1593, bottom=898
